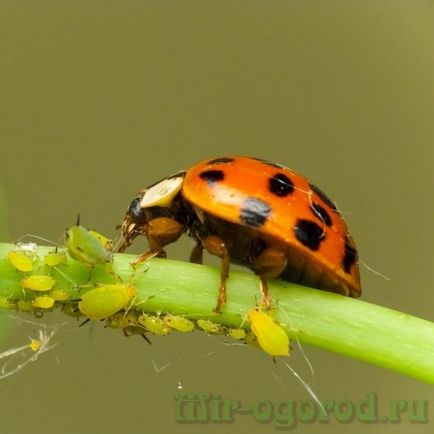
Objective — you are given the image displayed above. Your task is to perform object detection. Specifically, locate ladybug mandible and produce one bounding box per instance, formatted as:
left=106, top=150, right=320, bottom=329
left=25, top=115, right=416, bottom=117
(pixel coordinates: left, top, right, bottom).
left=117, top=156, right=361, bottom=312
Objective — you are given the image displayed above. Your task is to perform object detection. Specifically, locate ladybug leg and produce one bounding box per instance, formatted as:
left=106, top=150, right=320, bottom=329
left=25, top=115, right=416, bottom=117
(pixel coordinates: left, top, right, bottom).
left=253, top=247, right=287, bottom=308
left=202, top=235, right=230, bottom=313
left=131, top=250, right=166, bottom=267
left=131, top=217, right=184, bottom=267
left=189, top=242, right=204, bottom=264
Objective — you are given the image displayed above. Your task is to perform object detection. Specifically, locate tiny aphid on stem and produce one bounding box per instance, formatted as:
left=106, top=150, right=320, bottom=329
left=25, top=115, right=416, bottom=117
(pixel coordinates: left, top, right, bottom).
left=163, top=314, right=195, bottom=332
left=138, top=314, right=171, bottom=336
left=196, top=319, right=226, bottom=335
left=227, top=328, right=246, bottom=340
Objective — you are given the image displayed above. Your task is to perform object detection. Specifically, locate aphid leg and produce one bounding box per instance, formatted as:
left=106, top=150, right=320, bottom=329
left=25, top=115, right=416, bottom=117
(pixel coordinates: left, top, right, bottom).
left=131, top=217, right=184, bottom=267
left=79, top=318, right=91, bottom=328
left=106, top=265, right=123, bottom=283
left=141, top=333, right=152, bottom=344
left=253, top=247, right=287, bottom=309
left=202, top=235, right=230, bottom=313
left=189, top=243, right=203, bottom=264
left=87, top=266, right=95, bottom=283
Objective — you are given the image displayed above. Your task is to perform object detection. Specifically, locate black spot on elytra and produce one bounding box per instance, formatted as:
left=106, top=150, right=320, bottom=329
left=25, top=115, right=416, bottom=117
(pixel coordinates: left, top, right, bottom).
left=343, top=236, right=357, bottom=273
left=309, top=182, right=338, bottom=212
left=240, top=198, right=271, bottom=227
left=208, top=157, right=235, bottom=165
left=310, top=202, right=332, bottom=227
left=199, top=170, right=225, bottom=185
left=268, top=173, right=294, bottom=197
left=294, top=219, right=325, bottom=251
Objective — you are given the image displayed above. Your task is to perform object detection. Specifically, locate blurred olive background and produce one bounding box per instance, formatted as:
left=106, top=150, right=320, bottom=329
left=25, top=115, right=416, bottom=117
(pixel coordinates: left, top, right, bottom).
left=0, top=1, right=433, bottom=433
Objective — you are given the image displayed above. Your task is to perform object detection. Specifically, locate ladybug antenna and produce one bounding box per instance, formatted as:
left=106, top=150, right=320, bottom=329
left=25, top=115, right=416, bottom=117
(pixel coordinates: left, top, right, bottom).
left=76, top=214, right=81, bottom=227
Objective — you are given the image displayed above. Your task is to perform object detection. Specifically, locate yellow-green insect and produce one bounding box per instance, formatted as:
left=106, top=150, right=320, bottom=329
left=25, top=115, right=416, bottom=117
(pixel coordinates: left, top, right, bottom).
left=196, top=319, right=226, bottom=335
left=44, top=251, right=67, bottom=267
left=138, top=314, right=171, bottom=336
left=64, top=219, right=112, bottom=267
left=21, top=275, right=55, bottom=292
left=248, top=308, right=290, bottom=357
left=32, top=296, right=55, bottom=309
left=78, top=284, right=136, bottom=321
left=29, top=339, right=41, bottom=352
left=17, top=300, right=34, bottom=312
left=7, top=250, right=33, bottom=272
left=227, top=328, right=246, bottom=340
left=163, top=314, right=195, bottom=332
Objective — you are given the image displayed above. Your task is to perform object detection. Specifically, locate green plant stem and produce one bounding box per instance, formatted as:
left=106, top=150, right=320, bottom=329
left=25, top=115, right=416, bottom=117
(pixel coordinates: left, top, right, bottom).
left=0, top=242, right=433, bottom=385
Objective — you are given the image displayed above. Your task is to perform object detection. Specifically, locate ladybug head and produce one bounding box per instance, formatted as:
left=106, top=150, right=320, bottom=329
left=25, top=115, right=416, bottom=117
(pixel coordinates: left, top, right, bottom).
left=115, top=195, right=147, bottom=252
left=116, top=173, right=186, bottom=253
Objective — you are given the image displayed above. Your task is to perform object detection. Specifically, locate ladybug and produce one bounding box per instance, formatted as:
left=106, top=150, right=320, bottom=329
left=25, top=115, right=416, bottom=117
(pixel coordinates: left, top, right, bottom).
left=117, top=156, right=360, bottom=312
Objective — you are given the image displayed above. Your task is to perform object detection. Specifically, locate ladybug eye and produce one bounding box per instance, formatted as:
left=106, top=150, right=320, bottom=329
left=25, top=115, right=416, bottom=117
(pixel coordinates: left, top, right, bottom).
left=127, top=197, right=146, bottom=224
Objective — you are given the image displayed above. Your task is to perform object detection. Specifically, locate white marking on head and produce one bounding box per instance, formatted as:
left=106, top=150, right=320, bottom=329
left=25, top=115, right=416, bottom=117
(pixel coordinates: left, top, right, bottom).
left=140, top=176, right=184, bottom=208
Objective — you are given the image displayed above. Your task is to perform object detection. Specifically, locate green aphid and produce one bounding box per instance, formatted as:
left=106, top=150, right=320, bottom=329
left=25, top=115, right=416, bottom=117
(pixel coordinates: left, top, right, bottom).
left=44, top=251, right=67, bottom=267
left=7, top=250, right=33, bottom=272
left=78, top=284, right=136, bottom=321
left=138, top=313, right=171, bottom=336
left=21, top=275, right=55, bottom=291
left=64, top=219, right=112, bottom=267
left=163, top=314, right=195, bottom=332
left=31, top=295, right=55, bottom=309
left=17, top=300, right=35, bottom=313
left=106, top=311, right=138, bottom=329
left=197, top=319, right=226, bottom=335
left=227, top=328, right=246, bottom=340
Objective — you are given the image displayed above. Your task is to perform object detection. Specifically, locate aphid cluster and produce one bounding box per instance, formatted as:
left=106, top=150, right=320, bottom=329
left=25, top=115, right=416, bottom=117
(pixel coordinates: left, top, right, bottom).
left=3, top=219, right=291, bottom=358
left=2, top=223, right=116, bottom=318
left=5, top=243, right=63, bottom=314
